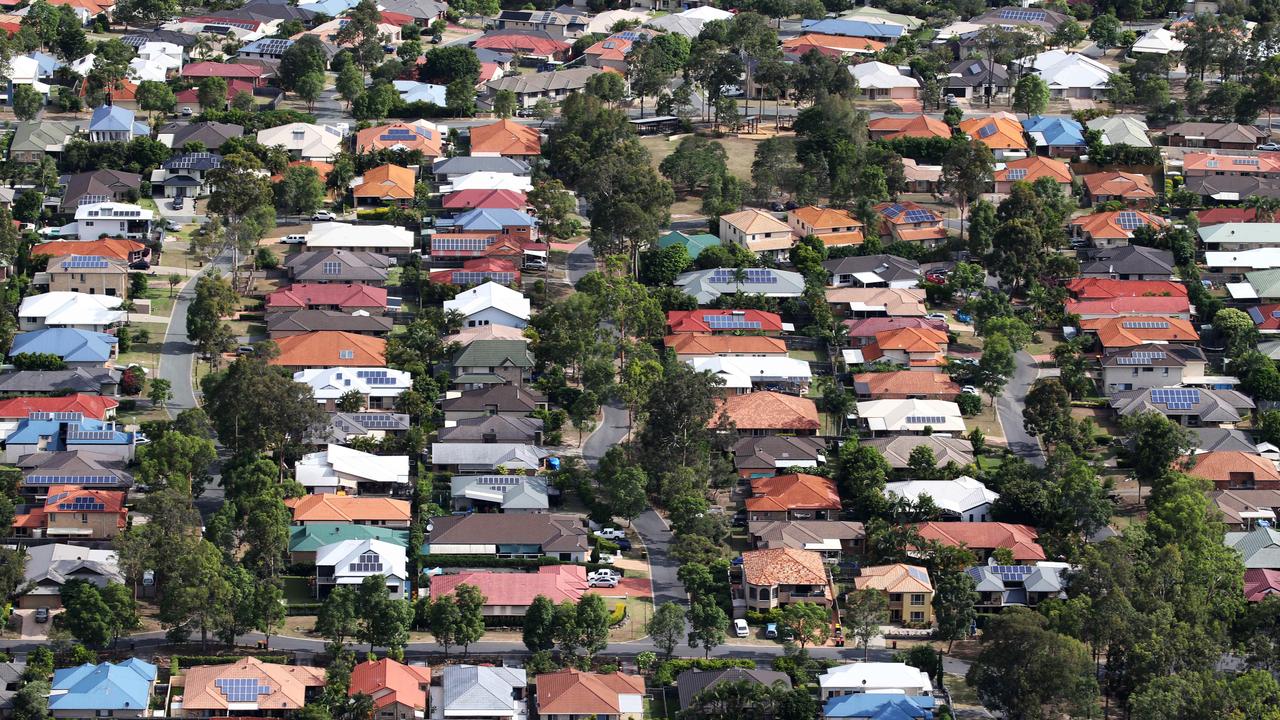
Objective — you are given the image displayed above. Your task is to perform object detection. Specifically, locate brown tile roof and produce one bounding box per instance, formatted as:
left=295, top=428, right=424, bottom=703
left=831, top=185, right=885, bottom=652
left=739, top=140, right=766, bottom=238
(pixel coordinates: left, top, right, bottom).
left=745, top=473, right=840, bottom=512
left=1082, top=171, right=1156, bottom=198
left=353, top=164, right=416, bottom=200
left=720, top=208, right=791, bottom=235
left=1070, top=210, right=1165, bottom=240
left=349, top=659, right=431, bottom=712
left=854, top=563, right=932, bottom=594
left=470, top=118, right=541, bottom=156
left=425, top=513, right=587, bottom=553
left=741, top=547, right=829, bottom=586
left=663, top=334, right=788, bottom=356
left=1186, top=451, right=1280, bottom=483
left=180, top=657, right=325, bottom=711
left=868, top=114, right=950, bottom=140
left=914, top=521, right=1045, bottom=561
left=826, top=287, right=928, bottom=317
left=271, top=331, right=386, bottom=368
left=714, top=391, right=820, bottom=431
left=853, top=371, right=960, bottom=398
left=536, top=669, right=645, bottom=716
left=285, top=494, right=410, bottom=523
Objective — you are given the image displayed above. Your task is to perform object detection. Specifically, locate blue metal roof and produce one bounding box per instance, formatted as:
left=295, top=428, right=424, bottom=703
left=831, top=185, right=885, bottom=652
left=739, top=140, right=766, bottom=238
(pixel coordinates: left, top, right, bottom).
left=50, top=659, right=156, bottom=711
left=822, top=695, right=935, bottom=719
left=89, top=105, right=138, bottom=133
left=443, top=208, right=538, bottom=231
left=1024, top=115, right=1086, bottom=147
left=7, top=415, right=136, bottom=448
left=9, top=328, right=117, bottom=363
left=800, top=18, right=904, bottom=38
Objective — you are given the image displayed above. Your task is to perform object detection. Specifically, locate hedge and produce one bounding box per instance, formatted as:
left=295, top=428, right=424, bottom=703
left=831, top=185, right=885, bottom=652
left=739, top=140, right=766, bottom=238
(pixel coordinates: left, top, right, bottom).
left=654, top=658, right=756, bottom=686
left=174, top=654, right=289, bottom=668
left=608, top=602, right=626, bottom=627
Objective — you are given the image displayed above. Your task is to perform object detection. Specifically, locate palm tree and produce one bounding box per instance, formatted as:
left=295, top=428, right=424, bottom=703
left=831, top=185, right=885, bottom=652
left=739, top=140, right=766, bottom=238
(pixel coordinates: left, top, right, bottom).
left=1243, top=195, right=1280, bottom=222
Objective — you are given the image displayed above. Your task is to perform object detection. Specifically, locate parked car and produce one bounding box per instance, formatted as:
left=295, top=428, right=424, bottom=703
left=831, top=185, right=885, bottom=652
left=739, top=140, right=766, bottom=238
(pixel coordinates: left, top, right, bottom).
left=172, top=196, right=184, bottom=210
left=597, top=553, right=617, bottom=565
left=589, top=576, right=619, bottom=588
left=765, top=622, right=778, bottom=639
left=588, top=569, right=621, bottom=583
left=282, top=234, right=307, bottom=244
left=1259, top=142, right=1280, bottom=151
left=181, top=107, right=192, bottom=116
left=962, top=385, right=979, bottom=395
left=734, top=618, right=749, bottom=637
left=732, top=510, right=747, bottom=527
left=236, top=345, right=256, bottom=356
left=312, top=211, right=335, bottom=221
left=955, top=311, right=973, bottom=324
left=926, top=313, right=948, bottom=322
left=614, top=538, right=632, bottom=551
left=34, top=608, right=49, bottom=623
left=594, top=528, right=626, bottom=540
left=165, top=220, right=182, bottom=231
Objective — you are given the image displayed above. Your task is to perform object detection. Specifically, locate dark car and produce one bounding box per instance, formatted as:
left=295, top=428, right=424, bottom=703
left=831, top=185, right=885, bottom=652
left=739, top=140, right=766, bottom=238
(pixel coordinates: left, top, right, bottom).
left=614, top=538, right=632, bottom=551
left=129, top=259, right=151, bottom=271
left=34, top=607, right=49, bottom=623
left=732, top=510, right=747, bottom=527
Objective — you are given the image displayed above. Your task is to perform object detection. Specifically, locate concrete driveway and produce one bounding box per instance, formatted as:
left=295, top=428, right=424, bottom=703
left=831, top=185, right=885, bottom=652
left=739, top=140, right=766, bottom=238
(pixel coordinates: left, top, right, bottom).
left=11, top=608, right=60, bottom=639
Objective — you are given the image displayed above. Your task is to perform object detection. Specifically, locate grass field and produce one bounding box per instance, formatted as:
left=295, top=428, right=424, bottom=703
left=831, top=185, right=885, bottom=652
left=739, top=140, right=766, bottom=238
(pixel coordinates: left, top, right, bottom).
left=639, top=134, right=762, bottom=185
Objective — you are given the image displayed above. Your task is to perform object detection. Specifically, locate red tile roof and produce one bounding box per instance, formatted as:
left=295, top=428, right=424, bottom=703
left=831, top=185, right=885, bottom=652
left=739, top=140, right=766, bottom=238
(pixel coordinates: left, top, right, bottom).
left=868, top=114, right=950, bottom=140
left=1065, top=296, right=1191, bottom=316
left=473, top=32, right=569, bottom=55
left=1082, top=171, right=1156, bottom=199
left=742, top=547, right=830, bottom=586
left=1066, top=278, right=1188, bottom=299
left=843, top=316, right=948, bottom=339
left=852, top=371, right=960, bottom=398
left=745, top=473, right=840, bottom=512
left=1069, top=210, right=1165, bottom=240
left=1252, top=303, right=1280, bottom=332
left=914, top=521, right=1045, bottom=561
left=666, top=309, right=784, bottom=334
left=663, top=334, right=788, bottom=356
left=32, top=238, right=145, bottom=261
left=536, top=669, right=645, bottom=716
left=15, top=485, right=127, bottom=531
left=442, top=189, right=528, bottom=210
left=1197, top=207, right=1258, bottom=226
left=266, top=283, right=388, bottom=311
left=431, top=565, right=588, bottom=606
left=994, top=156, right=1072, bottom=184
left=428, top=257, right=521, bottom=284
left=1246, top=568, right=1280, bottom=602
left=714, top=391, right=820, bottom=432
left=0, top=394, right=118, bottom=420
left=181, top=61, right=268, bottom=79
left=349, top=659, right=431, bottom=712
left=352, top=164, right=415, bottom=200
left=1186, top=451, right=1280, bottom=484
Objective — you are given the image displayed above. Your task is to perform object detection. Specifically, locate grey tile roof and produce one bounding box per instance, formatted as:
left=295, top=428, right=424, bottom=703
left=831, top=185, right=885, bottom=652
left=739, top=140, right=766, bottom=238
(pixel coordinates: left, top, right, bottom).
left=23, top=544, right=123, bottom=593
left=1080, top=245, right=1175, bottom=278
left=11, top=120, right=83, bottom=158
left=451, top=474, right=549, bottom=510
left=437, top=414, right=543, bottom=443
left=316, top=412, right=412, bottom=443
left=429, top=442, right=549, bottom=471
left=1110, top=388, right=1255, bottom=423
left=487, top=66, right=601, bottom=96
left=1212, top=489, right=1280, bottom=526
left=157, top=121, right=245, bottom=150
left=0, top=368, right=118, bottom=394
left=58, top=170, right=142, bottom=213
left=0, top=662, right=25, bottom=711
left=442, top=385, right=545, bottom=413
left=822, top=254, right=922, bottom=284
left=747, top=520, right=865, bottom=551
left=1101, top=343, right=1205, bottom=368
left=1165, top=122, right=1267, bottom=144
left=1185, top=174, right=1280, bottom=200
left=732, top=435, right=827, bottom=470
left=1192, top=427, right=1257, bottom=453
left=441, top=665, right=526, bottom=713
left=266, top=309, right=394, bottom=336
left=427, top=513, right=587, bottom=553
left=676, top=668, right=792, bottom=709
left=286, top=249, right=394, bottom=283
left=433, top=156, right=531, bottom=177
left=945, top=58, right=1009, bottom=87
left=865, top=435, right=975, bottom=468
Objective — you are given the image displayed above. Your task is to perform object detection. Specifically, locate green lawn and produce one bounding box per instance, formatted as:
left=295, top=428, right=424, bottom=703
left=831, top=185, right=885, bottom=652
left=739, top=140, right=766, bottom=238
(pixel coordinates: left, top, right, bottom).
left=282, top=576, right=313, bottom=604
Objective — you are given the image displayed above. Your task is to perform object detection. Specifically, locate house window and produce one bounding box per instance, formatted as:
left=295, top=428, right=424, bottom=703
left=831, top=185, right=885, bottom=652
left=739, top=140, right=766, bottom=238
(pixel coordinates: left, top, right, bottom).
left=323, top=261, right=342, bottom=275
left=339, top=350, right=355, bottom=359
left=889, top=593, right=902, bottom=603
left=910, top=594, right=925, bottom=606
left=910, top=611, right=924, bottom=622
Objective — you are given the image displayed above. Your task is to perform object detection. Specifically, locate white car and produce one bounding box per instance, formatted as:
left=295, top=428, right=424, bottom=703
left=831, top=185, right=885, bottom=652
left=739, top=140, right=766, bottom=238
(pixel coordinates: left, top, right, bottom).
left=733, top=618, right=749, bottom=637
left=282, top=234, right=307, bottom=244
left=589, top=576, right=619, bottom=588
left=312, top=211, right=335, bottom=221
left=962, top=385, right=980, bottom=395
left=1259, top=142, right=1280, bottom=151
left=594, top=528, right=626, bottom=540
left=926, top=313, right=948, bottom=322
left=588, top=569, right=620, bottom=582
left=597, top=553, right=617, bottom=565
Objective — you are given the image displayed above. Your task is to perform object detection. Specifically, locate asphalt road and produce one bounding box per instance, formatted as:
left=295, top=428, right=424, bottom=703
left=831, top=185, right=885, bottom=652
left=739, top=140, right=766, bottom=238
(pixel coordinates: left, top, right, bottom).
left=995, top=350, right=1046, bottom=467
left=567, top=238, right=597, bottom=285
left=156, top=252, right=231, bottom=414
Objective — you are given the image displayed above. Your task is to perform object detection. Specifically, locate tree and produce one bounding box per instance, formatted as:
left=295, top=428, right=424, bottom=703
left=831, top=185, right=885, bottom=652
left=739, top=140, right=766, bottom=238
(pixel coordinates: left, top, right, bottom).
left=689, top=599, right=727, bottom=658
left=834, top=443, right=891, bottom=519
left=280, top=35, right=330, bottom=92
left=939, top=136, right=994, bottom=243
left=932, top=571, right=977, bottom=652
left=522, top=595, right=558, bottom=653
left=159, top=537, right=233, bottom=650
left=201, top=357, right=327, bottom=456
left=198, top=76, right=228, bottom=111
left=492, top=89, right=517, bottom=118
left=336, top=64, right=364, bottom=109
left=966, top=609, right=1097, bottom=720
left=585, top=71, right=626, bottom=104
left=1089, top=12, right=1122, bottom=49
left=136, top=430, right=218, bottom=496
left=1012, top=74, right=1049, bottom=115
left=779, top=602, right=830, bottom=650
left=11, top=85, right=42, bottom=121
left=647, top=601, right=687, bottom=658
left=1022, top=378, right=1076, bottom=446
left=978, top=333, right=1016, bottom=403
left=843, top=588, right=889, bottom=660
left=317, top=585, right=359, bottom=649
left=136, top=80, right=175, bottom=119
left=427, top=595, right=460, bottom=656
left=452, top=583, right=487, bottom=655
left=274, top=164, right=326, bottom=216
left=1119, top=410, right=1194, bottom=501
left=355, top=575, right=413, bottom=654
left=575, top=593, right=611, bottom=660
left=1232, top=351, right=1280, bottom=402
left=421, top=45, right=480, bottom=86
left=295, top=71, right=325, bottom=111
left=336, top=389, right=366, bottom=413
left=526, top=180, right=581, bottom=242
left=445, top=78, right=475, bottom=116
left=147, top=377, right=171, bottom=409
left=602, top=465, right=648, bottom=525
left=659, top=136, right=728, bottom=195
left=10, top=681, right=51, bottom=720
left=1214, top=307, right=1260, bottom=358
left=60, top=580, right=114, bottom=648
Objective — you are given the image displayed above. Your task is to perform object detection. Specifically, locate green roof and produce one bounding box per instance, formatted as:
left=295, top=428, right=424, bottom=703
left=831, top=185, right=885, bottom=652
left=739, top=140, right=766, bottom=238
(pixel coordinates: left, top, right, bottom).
left=1246, top=268, right=1280, bottom=299
left=659, top=231, right=721, bottom=259
left=452, top=339, right=534, bottom=369
left=288, top=523, right=410, bottom=553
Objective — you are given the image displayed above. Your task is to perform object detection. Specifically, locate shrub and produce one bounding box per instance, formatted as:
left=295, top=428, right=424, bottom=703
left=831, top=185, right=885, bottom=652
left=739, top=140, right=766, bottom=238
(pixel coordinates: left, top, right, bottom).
left=653, top=658, right=755, bottom=686
left=745, top=608, right=782, bottom=624
left=608, top=602, right=626, bottom=627
left=957, top=393, right=982, bottom=416
left=174, top=654, right=289, bottom=668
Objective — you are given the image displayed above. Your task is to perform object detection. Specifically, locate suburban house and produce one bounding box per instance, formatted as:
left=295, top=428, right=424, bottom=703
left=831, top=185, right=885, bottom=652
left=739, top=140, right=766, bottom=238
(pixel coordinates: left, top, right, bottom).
left=823, top=255, right=921, bottom=288
left=443, top=282, right=531, bottom=329
left=849, top=60, right=919, bottom=99
left=441, top=385, right=547, bottom=422
left=1200, top=223, right=1280, bottom=252
left=268, top=310, right=393, bottom=339
left=665, top=334, right=789, bottom=359
left=431, top=565, right=587, bottom=618
left=855, top=398, right=965, bottom=435
left=867, top=435, right=975, bottom=469
left=1081, top=316, right=1200, bottom=349
left=18, top=292, right=125, bottom=331
left=38, top=255, right=130, bottom=296
left=450, top=474, right=549, bottom=513
left=432, top=442, right=544, bottom=472
left=288, top=523, right=408, bottom=564
left=1130, top=27, right=1187, bottom=54
left=16, top=544, right=122, bottom=609
left=1065, top=295, right=1191, bottom=320
left=285, top=250, right=395, bottom=286
left=257, top=122, right=345, bottom=161
left=151, top=152, right=222, bottom=199
left=867, top=114, right=950, bottom=140
left=885, top=477, right=999, bottom=522
left=1226, top=526, right=1280, bottom=569
left=967, top=561, right=1068, bottom=611
left=285, top=494, right=411, bottom=527
left=960, top=114, right=1028, bottom=158
left=747, top=520, right=865, bottom=561
left=854, top=564, right=933, bottom=624
left=443, top=189, right=529, bottom=211
left=844, top=317, right=947, bottom=347
left=871, top=201, right=947, bottom=245
left=319, top=412, right=412, bottom=445
left=731, top=435, right=828, bottom=478
left=676, top=669, right=792, bottom=712
left=1109, top=387, right=1254, bottom=427
left=658, top=230, right=720, bottom=259
left=719, top=208, right=795, bottom=259
left=9, top=120, right=84, bottom=164
left=0, top=368, right=120, bottom=397
left=1101, top=343, right=1209, bottom=393
left=295, top=444, right=410, bottom=494
left=852, top=371, right=960, bottom=400
left=56, top=169, right=140, bottom=214
left=422, top=514, right=589, bottom=561
left=819, top=662, right=933, bottom=700
left=536, top=669, right=645, bottom=720
left=713, top=391, right=821, bottom=436
left=352, top=164, right=416, bottom=207
left=787, top=206, right=866, bottom=247
left=1211, top=488, right=1280, bottom=530
left=826, top=287, right=928, bottom=318
left=347, top=659, right=432, bottom=720
left=436, top=665, right=527, bottom=720
left=49, top=659, right=157, bottom=720
left=1069, top=210, right=1166, bottom=248
left=1026, top=51, right=1113, bottom=99
left=73, top=201, right=153, bottom=240
left=1186, top=451, right=1280, bottom=490
left=265, top=283, right=387, bottom=314
left=451, top=339, right=535, bottom=388
left=913, top=521, right=1046, bottom=562
left=1023, top=115, right=1086, bottom=157
left=1246, top=569, right=1280, bottom=602
left=156, top=121, right=244, bottom=151
left=1165, top=121, right=1268, bottom=149
left=944, top=58, right=1009, bottom=98
left=860, top=326, right=949, bottom=369
left=304, top=222, right=416, bottom=255
left=315, top=538, right=408, bottom=599
left=470, top=118, right=541, bottom=157
left=12, top=485, right=127, bottom=539
left=355, top=120, right=444, bottom=156
left=0, top=394, right=117, bottom=421
left=1087, top=115, right=1152, bottom=148
left=1079, top=245, right=1175, bottom=280
left=992, top=155, right=1072, bottom=194
left=294, top=367, right=411, bottom=412
left=3, top=413, right=141, bottom=463
left=270, top=331, right=387, bottom=370
left=740, top=547, right=833, bottom=610
left=437, top=414, right=543, bottom=445
left=171, top=657, right=325, bottom=717
left=675, top=267, right=806, bottom=303
left=430, top=257, right=522, bottom=287
left=823, top=695, right=935, bottom=720
left=483, top=66, right=599, bottom=108
left=87, top=105, right=148, bottom=142
left=491, top=9, right=586, bottom=38
left=744, top=473, right=841, bottom=522
left=687, top=356, right=813, bottom=395
left=32, top=237, right=148, bottom=264
left=1082, top=172, right=1157, bottom=206
left=666, top=309, right=785, bottom=334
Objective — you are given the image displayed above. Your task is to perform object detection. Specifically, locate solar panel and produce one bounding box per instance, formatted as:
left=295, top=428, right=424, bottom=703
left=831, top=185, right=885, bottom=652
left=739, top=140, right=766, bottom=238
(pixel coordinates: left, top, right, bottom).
left=1116, top=211, right=1146, bottom=230
left=58, top=497, right=106, bottom=511
left=1121, top=320, right=1169, bottom=329
left=356, top=370, right=387, bottom=378
left=967, top=62, right=983, bottom=74
left=1234, top=158, right=1260, bottom=166
left=68, top=429, right=116, bottom=441
left=164, top=152, right=221, bottom=170
left=452, top=271, right=515, bottom=286
left=990, top=564, right=1033, bottom=582
left=433, top=237, right=491, bottom=253
left=1006, top=168, right=1027, bottom=181
left=998, top=8, right=1045, bottom=20
left=704, top=315, right=762, bottom=329
left=745, top=268, right=778, bottom=284
left=353, top=413, right=399, bottom=428
left=905, top=415, right=946, bottom=424
left=882, top=203, right=905, bottom=218
left=25, top=474, right=118, bottom=486
left=1151, top=388, right=1200, bottom=406
left=61, top=256, right=110, bottom=269
left=709, top=269, right=736, bottom=283
left=215, top=678, right=272, bottom=703
left=904, top=209, right=935, bottom=223
left=617, top=30, right=642, bottom=40
left=977, top=123, right=998, bottom=139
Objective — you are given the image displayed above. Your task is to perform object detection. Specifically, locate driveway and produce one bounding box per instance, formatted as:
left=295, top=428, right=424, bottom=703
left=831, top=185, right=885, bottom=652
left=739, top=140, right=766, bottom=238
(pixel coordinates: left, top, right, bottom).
left=995, top=350, right=1046, bottom=466
left=156, top=251, right=232, bottom=414
left=11, top=609, right=60, bottom=640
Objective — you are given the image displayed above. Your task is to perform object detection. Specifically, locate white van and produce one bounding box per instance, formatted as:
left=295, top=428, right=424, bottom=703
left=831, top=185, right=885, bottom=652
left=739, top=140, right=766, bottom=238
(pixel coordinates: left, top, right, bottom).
left=282, top=234, right=307, bottom=244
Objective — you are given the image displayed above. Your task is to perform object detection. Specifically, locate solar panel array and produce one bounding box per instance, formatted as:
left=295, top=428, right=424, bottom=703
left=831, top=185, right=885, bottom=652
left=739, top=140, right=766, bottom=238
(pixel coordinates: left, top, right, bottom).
left=704, top=315, right=762, bottom=330
left=905, top=209, right=935, bottom=223
left=905, top=415, right=947, bottom=424
left=977, top=123, right=998, bottom=138
left=214, top=678, right=272, bottom=703
left=61, top=256, right=110, bottom=269
left=1234, top=157, right=1260, bottom=166
left=165, top=152, right=221, bottom=170
left=1121, top=320, right=1168, bottom=329
left=57, top=497, right=106, bottom=511
left=68, top=429, right=117, bottom=441
left=1115, top=350, right=1166, bottom=365
left=709, top=268, right=778, bottom=284
left=379, top=127, right=424, bottom=142
left=882, top=203, right=905, bottom=218
left=352, top=413, right=401, bottom=428
left=967, top=62, right=983, bottom=75
left=25, top=475, right=120, bottom=486
left=28, top=412, right=84, bottom=421
left=357, top=370, right=398, bottom=386
left=998, top=8, right=1046, bottom=20
left=1006, top=168, right=1028, bottom=181
left=1116, top=211, right=1146, bottom=230
left=452, top=271, right=516, bottom=286
left=990, top=564, right=1034, bottom=582
left=1151, top=388, right=1200, bottom=409
left=433, top=237, right=490, bottom=252
left=349, top=551, right=383, bottom=573
left=248, top=37, right=293, bottom=54
left=616, top=30, right=643, bottom=40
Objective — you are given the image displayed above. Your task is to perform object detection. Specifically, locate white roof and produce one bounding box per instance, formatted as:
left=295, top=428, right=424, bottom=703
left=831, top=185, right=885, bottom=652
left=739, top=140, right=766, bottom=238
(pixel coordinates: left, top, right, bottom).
left=586, top=8, right=649, bottom=33
left=69, top=53, right=96, bottom=76
left=884, top=476, right=999, bottom=515
left=18, top=292, right=126, bottom=327
left=1031, top=51, right=1113, bottom=90
left=137, top=41, right=184, bottom=61
left=686, top=356, right=813, bottom=386
left=855, top=398, right=966, bottom=433
left=1201, top=223, right=1280, bottom=246
left=257, top=122, right=346, bottom=159
left=1130, top=27, right=1186, bottom=54
left=315, top=538, right=408, bottom=581
left=74, top=201, right=153, bottom=221
left=8, top=56, right=38, bottom=83
left=1086, top=115, right=1152, bottom=148
left=443, top=281, right=531, bottom=321
left=1206, top=248, right=1280, bottom=271
left=934, top=20, right=984, bottom=40
left=294, top=367, right=413, bottom=399
left=819, top=663, right=933, bottom=694
left=439, top=171, right=534, bottom=193
left=680, top=5, right=733, bottom=20
left=850, top=61, right=921, bottom=89
left=297, top=444, right=410, bottom=488
left=1227, top=282, right=1260, bottom=300
left=306, top=222, right=415, bottom=250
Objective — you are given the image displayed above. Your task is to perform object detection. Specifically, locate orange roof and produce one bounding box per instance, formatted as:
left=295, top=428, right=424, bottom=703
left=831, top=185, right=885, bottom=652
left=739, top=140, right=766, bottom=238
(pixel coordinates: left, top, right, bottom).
left=1183, top=152, right=1280, bottom=174
left=50, top=0, right=112, bottom=14
left=285, top=494, right=410, bottom=523
left=782, top=32, right=885, bottom=55
left=1070, top=210, right=1165, bottom=240
left=536, top=669, right=645, bottom=716
left=470, top=119, right=541, bottom=156
left=819, top=231, right=865, bottom=246
left=79, top=77, right=137, bottom=101
left=0, top=394, right=118, bottom=420
left=714, top=391, right=820, bottom=431
left=356, top=122, right=443, bottom=156
left=895, top=226, right=949, bottom=242
left=271, top=160, right=334, bottom=183
left=663, top=334, right=788, bottom=356
left=180, top=658, right=325, bottom=711
left=32, top=238, right=145, bottom=261
left=353, top=164, right=415, bottom=200
left=742, top=547, right=830, bottom=586
left=745, top=473, right=840, bottom=512
left=853, top=371, right=960, bottom=397
left=1186, top=451, right=1280, bottom=483
left=855, top=563, right=932, bottom=594
left=914, top=521, right=1045, bottom=561
left=994, top=156, right=1072, bottom=184
left=585, top=33, right=637, bottom=62
left=432, top=565, right=587, bottom=606
left=40, top=485, right=126, bottom=517
left=790, top=205, right=864, bottom=232
left=875, top=201, right=941, bottom=226
left=873, top=326, right=948, bottom=352
left=1066, top=278, right=1187, bottom=299
left=349, top=659, right=431, bottom=712
left=868, top=114, right=950, bottom=140
left=271, top=331, right=386, bottom=368
left=1080, top=316, right=1199, bottom=348
left=1082, top=171, right=1156, bottom=199
left=959, top=114, right=1027, bottom=150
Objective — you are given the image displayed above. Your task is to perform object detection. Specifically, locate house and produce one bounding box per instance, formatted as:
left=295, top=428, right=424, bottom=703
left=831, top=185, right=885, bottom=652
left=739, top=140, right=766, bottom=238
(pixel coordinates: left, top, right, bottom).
left=285, top=249, right=394, bottom=286
left=1250, top=303, right=1280, bottom=334
left=151, top=152, right=221, bottom=199
left=860, top=326, right=948, bottom=369
left=856, top=398, right=965, bottom=435
left=1081, top=316, right=1199, bottom=348
left=1226, top=527, right=1280, bottom=569
left=57, top=169, right=141, bottom=214
left=355, top=120, right=445, bottom=156
left=787, top=206, right=865, bottom=248
left=819, top=663, right=932, bottom=700
left=1022, top=116, right=1086, bottom=157
left=872, top=201, right=947, bottom=244
left=1109, top=387, right=1254, bottom=427
left=714, top=391, right=821, bottom=436
left=1069, top=210, right=1166, bottom=248
left=1065, top=295, right=1191, bottom=320
left=536, top=669, right=644, bottom=720
left=1200, top=223, right=1280, bottom=252
left=852, top=371, right=960, bottom=400
left=960, top=114, right=1028, bottom=158
left=1182, top=152, right=1280, bottom=180
left=676, top=669, right=792, bottom=712
left=434, top=207, right=537, bottom=239
left=1082, top=172, right=1157, bottom=206
left=854, top=564, right=933, bottom=624
left=266, top=284, right=387, bottom=313
left=423, top=513, right=589, bottom=561
left=741, top=547, right=832, bottom=610
left=348, top=659, right=432, bottom=720
left=315, top=538, right=408, bottom=599
left=9, top=328, right=117, bottom=369
left=351, top=164, right=416, bottom=207
left=1165, top=121, right=1268, bottom=149
left=12, top=485, right=126, bottom=539
left=436, top=665, right=527, bottom=720
left=1210, top=249, right=1280, bottom=277
left=1130, top=26, right=1187, bottom=54
left=823, top=695, right=935, bottom=720
left=429, top=442, right=549, bottom=473
left=271, top=331, right=386, bottom=370
left=666, top=309, right=785, bottom=334
left=484, top=66, right=599, bottom=108
left=32, top=237, right=148, bottom=264
left=87, top=105, right=148, bottom=143
left=181, top=60, right=269, bottom=85
left=317, top=412, right=412, bottom=445
left=1026, top=51, right=1113, bottom=99
left=867, top=435, right=975, bottom=469
left=443, top=282, right=531, bottom=329
left=799, top=17, right=903, bottom=41
left=296, top=444, right=409, bottom=494
left=451, top=339, right=534, bottom=388
left=294, top=367, right=411, bottom=412
left=969, top=5, right=1068, bottom=33
left=257, top=122, right=345, bottom=160
left=287, top=523, right=408, bottom=564
left=49, top=659, right=157, bottom=719
left=18, top=292, right=125, bottom=331
left=451, top=474, right=549, bottom=513
left=867, top=114, right=949, bottom=141
left=1246, top=568, right=1280, bottom=601
left=782, top=32, right=884, bottom=59
left=1101, top=343, right=1208, bottom=393
left=433, top=258, right=523, bottom=288
left=285, top=494, right=411, bottom=527
left=718, top=208, right=795, bottom=259
left=305, top=222, right=416, bottom=255
left=442, top=385, right=546, bottom=422
left=826, top=287, right=928, bottom=318
left=823, top=255, right=921, bottom=288
left=391, top=79, right=446, bottom=105
left=0, top=394, right=117, bottom=421
left=665, top=334, right=789, bottom=359
left=470, top=118, right=541, bottom=157
left=992, top=156, right=1072, bottom=194
left=9, top=120, right=83, bottom=164
left=0, top=368, right=120, bottom=397
left=745, top=473, right=840, bottom=522
left=173, top=657, right=325, bottom=717
left=944, top=58, right=1009, bottom=99
left=914, top=521, right=1046, bottom=562
left=38, top=255, right=130, bottom=296
left=747, top=520, right=865, bottom=561
left=491, top=9, right=585, bottom=38
left=967, top=561, right=1068, bottom=611
left=687, top=356, right=812, bottom=395
left=1080, top=245, right=1175, bottom=280
left=72, top=201, right=154, bottom=240
left=1, top=661, right=24, bottom=715
left=885, top=477, right=998, bottom=521
left=268, top=310, right=393, bottom=339
left=437, top=414, right=543, bottom=445
left=584, top=31, right=646, bottom=71
left=1087, top=115, right=1152, bottom=148
left=443, top=189, right=529, bottom=211
left=16, top=543, right=121, bottom=609
left=1186, top=451, right=1280, bottom=490
left=438, top=171, right=534, bottom=194
left=848, top=60, right=919, bottom=99
left=1194, top=428, right=1262, bottom=454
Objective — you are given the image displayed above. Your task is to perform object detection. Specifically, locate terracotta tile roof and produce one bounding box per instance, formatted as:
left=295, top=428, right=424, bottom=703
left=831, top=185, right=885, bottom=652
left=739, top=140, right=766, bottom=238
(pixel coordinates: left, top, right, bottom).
left=1066, top=296, right=1191, bottom=316
left=585, top=33, right=637, bottom=62
left=742, top=547, right=829, bottom=586
left=349, top=659, right=431, bottom=711
left=51, top=0, right=112, bottom=13
left=1070, top=210, right=1165, bottom=240
left=895, top=226, right=949, bottom=242
left=1082, top=171, right=1156, bottom=198
left=666, top=309, right=784, bottom=334
left=176, top=79, right=252, bottom=103
left=714, top=391, right=820, bottom=431
left=266, top=283, right=388, bottom=311
left=826, top=287, right=928, bottom=316
left=1066, top=278, right=1188, bottom=299
left=790, top=205, right=865, bottom=231
left=994, top=155, right=1071, bottom=184
left=353, top=164, right=416, bottom=200
left=431, top=565, right=587, bottom=606
left=844, top=316, right=947, bottom=339
left=536, top=669, right=645, bottom=716
left=356, top=123, right=443, bottom=156
left=959, top=114, right=1027, bottom=150
left=1183, top=151, right=1280, bottom=174
left=271, top=331, right=387, bottom=368
left=442, top=189, right=528, bottom=210
left=429, top=257, right=521, bottom=285
left=874, top=200, right=941, bottom=226
left=852, top=371, right=960, bottom=398
left=1251, top=303, right=1280, bottom=332
left=914, top=521, right=1045, bottom=561
left=0, top=394, right=117, bottom=420
left=285, top=494, right=410, bottom=523
left=818, top=230, right=865, bottom=246
left=781, top=32, right=885, bottom=54
left=473, top=32, right=569, bottom=55
left=1246, top=568, right=1280, bottom=602
left=854, top=563, right=932, bottom=594
left=180, top=658, right=325, bottom=711
left=1186, top=451, right=1280, bottom=483
left=470, top=119, right=541, bottom=156
left=32, top=485, right=126, bottom=523
left=181, top=61, right=268, bottom=79
left=663, top=334, right=788, bottom=356
left=32, top=238, right=145, bottom=261
left=720, top=208, right=791, bottom=235
left=270, top=160, right=334, bottom=183
left=868, top=114, right=950, bottom=140
left=1081, top=316, right=1199, bottom=347
left=745, top=473, right=840, bottom=512
left=1197, top=207, right=1258, bottom=226
left=872, top=326, right=947, bottom=351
